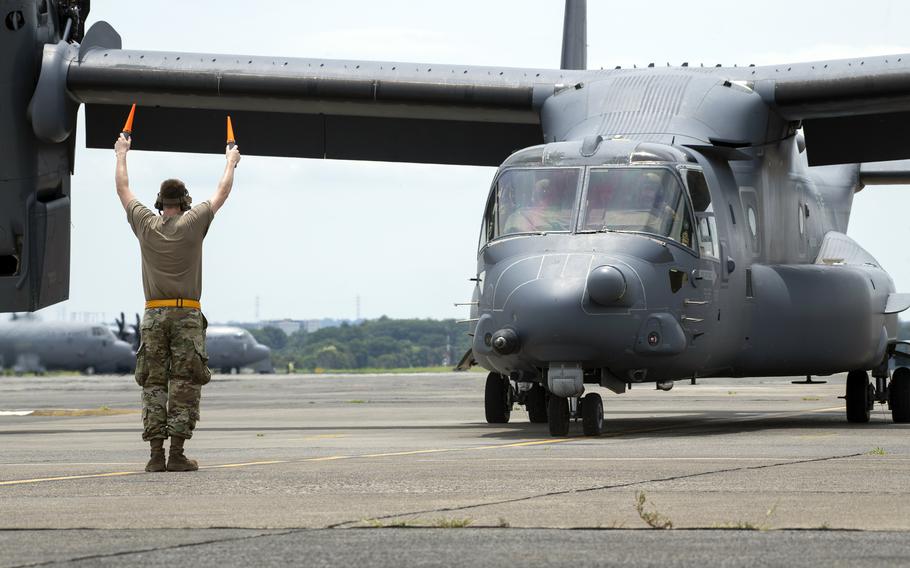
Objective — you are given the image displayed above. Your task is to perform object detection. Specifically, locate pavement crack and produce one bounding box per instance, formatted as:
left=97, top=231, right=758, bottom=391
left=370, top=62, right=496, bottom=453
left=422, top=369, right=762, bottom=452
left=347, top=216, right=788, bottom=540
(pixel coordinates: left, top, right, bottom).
left=326, top=452, right=863, bottom=528
left=5, top=529, right=302, bottom=568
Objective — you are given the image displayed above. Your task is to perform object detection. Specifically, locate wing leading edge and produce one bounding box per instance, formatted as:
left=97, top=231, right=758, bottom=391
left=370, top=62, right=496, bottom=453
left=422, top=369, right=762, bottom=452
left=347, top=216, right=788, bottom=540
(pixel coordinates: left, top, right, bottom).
left=70, top=41, right=584, bottom=166
left=750, top=55, right=910, bottom=166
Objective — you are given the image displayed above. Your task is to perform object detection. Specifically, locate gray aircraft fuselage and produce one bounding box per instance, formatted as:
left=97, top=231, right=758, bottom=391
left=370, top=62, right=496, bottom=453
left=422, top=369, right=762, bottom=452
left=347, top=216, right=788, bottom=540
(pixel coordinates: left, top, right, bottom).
left=205, top=326, right=272, bottom=374
left=470, top=70, right=899, bottom=390
left=0, top=319, right=135, bottom=374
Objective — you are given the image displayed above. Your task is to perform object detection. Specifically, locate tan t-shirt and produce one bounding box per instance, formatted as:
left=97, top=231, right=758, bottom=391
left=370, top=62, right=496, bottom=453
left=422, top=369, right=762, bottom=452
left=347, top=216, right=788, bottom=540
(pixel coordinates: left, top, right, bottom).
left=127, top=200, right=214, bottom=301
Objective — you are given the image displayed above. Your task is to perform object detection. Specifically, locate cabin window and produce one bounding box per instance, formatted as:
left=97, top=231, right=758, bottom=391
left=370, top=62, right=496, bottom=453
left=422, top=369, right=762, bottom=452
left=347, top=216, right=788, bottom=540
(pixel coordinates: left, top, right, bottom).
left=682, top=169, right=718, bottom=259
left=483, top=168, right=581, bottom=242
left=581, top=167, right=694, bottom=247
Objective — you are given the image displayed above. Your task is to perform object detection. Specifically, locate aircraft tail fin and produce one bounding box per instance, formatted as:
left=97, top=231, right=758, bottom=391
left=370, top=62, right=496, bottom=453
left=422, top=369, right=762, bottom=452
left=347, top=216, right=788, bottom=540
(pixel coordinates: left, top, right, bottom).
left=560, top=0, right=587, bottom=70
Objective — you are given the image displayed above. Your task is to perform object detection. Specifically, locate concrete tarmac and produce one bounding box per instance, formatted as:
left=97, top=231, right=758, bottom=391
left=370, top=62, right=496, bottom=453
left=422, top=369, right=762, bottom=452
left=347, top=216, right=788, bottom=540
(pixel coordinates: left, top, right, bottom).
left=1, top=372, right=909, bottom=566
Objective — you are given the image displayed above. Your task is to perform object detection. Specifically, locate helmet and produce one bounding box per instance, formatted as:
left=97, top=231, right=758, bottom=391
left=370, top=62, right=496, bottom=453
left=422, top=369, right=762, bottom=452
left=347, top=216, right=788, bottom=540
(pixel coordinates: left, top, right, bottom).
left=155, top=179, right=192, bottom=212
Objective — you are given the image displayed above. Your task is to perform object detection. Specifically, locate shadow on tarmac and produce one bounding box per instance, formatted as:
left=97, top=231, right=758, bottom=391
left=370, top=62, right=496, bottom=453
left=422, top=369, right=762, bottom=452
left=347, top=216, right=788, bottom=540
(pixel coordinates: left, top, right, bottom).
left=2, top=410, right=905, bottom=441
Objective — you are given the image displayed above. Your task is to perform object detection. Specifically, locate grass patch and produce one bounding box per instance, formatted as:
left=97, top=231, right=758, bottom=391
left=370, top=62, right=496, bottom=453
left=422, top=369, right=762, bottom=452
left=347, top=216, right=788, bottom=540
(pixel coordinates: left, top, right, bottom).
left=868, top=447, right=887, bottom=456
left=362, top=516, right=473, bottom=528
left=31, top=407, right=137, bottom=417
left=431, top=517, right=473, bottom=528
left=634, top=491, right=673, bottom=529
left=716, top=501, right=778, bottom=531
left=727, top=391, right=737, bottom=396
left=802, top=396, right=820, bottom=401
left=347, top=400, right=366, bottom=404
left=496, top=517, right=510, bottom=528
left=365, top=518, right=419, bottom=528
left=715, top=521, right=761, bottom=530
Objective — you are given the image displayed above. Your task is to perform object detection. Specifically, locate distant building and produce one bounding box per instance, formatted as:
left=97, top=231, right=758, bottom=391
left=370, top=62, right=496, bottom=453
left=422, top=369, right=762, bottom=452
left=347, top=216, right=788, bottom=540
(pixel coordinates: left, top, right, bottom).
left=228, top=318, right=354, bottom=335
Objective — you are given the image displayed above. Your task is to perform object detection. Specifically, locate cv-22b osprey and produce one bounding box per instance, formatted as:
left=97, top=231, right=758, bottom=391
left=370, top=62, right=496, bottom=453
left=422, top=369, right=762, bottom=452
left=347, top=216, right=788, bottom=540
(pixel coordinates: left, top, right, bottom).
left=5, top=1, right=910, bottom=435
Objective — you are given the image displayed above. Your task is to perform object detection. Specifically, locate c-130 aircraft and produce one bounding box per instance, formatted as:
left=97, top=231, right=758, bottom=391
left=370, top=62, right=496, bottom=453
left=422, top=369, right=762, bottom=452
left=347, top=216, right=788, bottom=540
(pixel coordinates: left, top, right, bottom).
left=4, top=1, right=910, bottom=436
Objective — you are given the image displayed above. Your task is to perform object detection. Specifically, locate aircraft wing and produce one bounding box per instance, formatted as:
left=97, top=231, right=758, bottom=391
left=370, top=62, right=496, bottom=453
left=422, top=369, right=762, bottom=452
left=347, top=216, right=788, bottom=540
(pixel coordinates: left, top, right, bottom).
left=68, top=24, right=583, bottom=166
left=749, top=55, right=910, bottom=165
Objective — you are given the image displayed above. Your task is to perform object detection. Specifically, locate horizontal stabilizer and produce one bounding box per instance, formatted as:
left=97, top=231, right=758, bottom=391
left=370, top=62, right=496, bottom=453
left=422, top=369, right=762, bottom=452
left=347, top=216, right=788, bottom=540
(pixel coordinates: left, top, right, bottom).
left=885, top=294, right=910, bottom=315
left=859, top=160, right=910, bottom=186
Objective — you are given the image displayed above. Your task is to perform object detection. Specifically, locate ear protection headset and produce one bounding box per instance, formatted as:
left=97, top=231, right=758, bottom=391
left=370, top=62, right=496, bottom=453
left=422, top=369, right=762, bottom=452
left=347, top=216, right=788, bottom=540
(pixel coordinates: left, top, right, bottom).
left=155, top=186, right=192, bottom=212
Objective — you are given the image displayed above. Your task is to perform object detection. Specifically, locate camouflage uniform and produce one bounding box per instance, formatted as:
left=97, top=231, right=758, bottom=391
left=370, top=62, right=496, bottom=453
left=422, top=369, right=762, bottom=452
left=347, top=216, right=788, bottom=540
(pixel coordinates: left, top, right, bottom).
left=134, top=307, right=211, bottom=440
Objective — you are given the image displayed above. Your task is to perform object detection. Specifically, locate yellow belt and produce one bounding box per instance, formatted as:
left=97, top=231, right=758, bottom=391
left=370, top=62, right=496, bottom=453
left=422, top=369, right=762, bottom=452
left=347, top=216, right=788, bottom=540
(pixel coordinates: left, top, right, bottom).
left=145, top=299, right=201, bottom=310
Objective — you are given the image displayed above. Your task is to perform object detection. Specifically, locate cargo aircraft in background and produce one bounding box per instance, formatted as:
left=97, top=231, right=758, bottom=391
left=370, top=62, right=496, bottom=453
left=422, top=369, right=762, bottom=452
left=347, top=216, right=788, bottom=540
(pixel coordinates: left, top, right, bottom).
left=112, top=313, right=273, bottom=374
left=4, top=0, right=910, bottom=435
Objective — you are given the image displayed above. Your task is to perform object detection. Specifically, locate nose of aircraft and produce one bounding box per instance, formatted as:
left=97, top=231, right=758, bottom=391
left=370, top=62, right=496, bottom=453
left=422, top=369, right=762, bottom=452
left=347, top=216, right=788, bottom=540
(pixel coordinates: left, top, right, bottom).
left=476, top=263, right=645, bottom=366
left=115, top=341, right=136, bottom=373
left=253, top=344, right=271, bottom=361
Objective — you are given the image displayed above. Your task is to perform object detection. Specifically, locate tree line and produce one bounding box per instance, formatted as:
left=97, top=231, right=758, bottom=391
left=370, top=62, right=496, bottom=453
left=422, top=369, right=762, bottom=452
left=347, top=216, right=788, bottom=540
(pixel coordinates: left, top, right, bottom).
left=249, top=317, right=473, bottom=371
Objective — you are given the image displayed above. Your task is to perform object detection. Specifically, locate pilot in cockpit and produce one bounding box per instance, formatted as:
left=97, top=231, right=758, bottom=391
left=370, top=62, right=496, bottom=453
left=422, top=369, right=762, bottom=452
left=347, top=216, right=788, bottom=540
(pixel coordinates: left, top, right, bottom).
left=637, top=171, right=677, bottom=235
left=503, top=178, right=571, bottom=234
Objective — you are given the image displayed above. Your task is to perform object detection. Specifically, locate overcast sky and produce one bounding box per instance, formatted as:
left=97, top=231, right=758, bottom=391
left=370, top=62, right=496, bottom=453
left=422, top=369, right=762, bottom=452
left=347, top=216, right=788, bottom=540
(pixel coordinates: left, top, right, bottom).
left=44, top=0, right=910, bottom=324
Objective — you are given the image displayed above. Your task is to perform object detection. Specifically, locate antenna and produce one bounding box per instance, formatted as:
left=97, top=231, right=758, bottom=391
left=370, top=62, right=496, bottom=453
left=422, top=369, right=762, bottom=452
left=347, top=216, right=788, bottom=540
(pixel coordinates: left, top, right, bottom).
left=356, top=295, right=361, bottom=320
left=254, top=295, right=260, bottom=321
left=560, top=0, right=587, bottom=70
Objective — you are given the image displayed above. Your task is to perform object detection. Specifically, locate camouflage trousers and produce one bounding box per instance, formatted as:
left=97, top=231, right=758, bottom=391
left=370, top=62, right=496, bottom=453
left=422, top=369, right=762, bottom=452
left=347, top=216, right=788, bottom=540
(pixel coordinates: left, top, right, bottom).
left=134, top=308, right=211, bottom=441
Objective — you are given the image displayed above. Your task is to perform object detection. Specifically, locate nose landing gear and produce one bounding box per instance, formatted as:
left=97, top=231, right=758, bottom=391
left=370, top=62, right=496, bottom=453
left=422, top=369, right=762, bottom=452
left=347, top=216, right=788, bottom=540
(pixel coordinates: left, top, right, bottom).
left=581, top=392, right=604, bottom=436
left=547, top=392, right=604, bottom=437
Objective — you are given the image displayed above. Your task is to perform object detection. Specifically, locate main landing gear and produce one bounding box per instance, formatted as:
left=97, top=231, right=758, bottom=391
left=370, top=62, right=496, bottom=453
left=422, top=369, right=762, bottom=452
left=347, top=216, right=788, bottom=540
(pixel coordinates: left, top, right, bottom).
left=845, top=370, right=873, bottom=423
left=844, top=367, right=910, bottom=423
left=890, top=367, right=910, bottom=423
left=484, top=372, right=512, bottom=424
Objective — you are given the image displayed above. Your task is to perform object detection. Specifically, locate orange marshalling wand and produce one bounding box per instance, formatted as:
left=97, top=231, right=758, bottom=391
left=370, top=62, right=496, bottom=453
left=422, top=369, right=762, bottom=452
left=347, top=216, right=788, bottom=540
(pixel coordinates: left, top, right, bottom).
left=226, top=115, right=236, bottom=148
left=121, top=104, right=136, bottom=139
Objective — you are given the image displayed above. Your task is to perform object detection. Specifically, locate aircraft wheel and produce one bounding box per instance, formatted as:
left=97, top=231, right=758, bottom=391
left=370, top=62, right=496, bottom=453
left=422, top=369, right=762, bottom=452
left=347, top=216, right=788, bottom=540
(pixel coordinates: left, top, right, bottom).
left=846, top=370, right=871, bottom=423
left=890, top=367, right=910, bottom=423
left=581, top=392, right=604, bottom=436
left=526, top=384, right=548, bottom=423
left=484, top=372, right=511, bottom=424
left=547, top=395, right=570, bottom=436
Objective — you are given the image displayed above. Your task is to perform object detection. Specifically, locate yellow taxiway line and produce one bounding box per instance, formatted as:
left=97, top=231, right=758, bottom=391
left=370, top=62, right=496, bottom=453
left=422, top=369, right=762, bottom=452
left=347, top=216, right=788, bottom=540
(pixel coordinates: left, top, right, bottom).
left=0, top=404, right=849, bottom=487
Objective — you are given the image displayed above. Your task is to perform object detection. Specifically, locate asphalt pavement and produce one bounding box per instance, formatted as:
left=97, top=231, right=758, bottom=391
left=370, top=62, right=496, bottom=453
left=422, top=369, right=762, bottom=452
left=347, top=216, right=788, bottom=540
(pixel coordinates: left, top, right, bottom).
left=1, top=371, right=908, bottom=566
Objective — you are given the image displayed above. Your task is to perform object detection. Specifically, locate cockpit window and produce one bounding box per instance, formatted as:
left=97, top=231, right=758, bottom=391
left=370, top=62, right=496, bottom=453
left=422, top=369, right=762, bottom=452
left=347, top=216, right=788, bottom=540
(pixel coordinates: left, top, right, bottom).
left=582, top=168, right=693, bottom=247
left=483, top=168, right=581, bottom=242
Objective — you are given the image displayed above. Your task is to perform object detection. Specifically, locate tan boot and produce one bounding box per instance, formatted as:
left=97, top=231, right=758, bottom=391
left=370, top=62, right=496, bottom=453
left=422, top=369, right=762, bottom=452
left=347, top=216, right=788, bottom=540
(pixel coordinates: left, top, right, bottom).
left=145, top=439, right=166, bottom=472
left=166, top=436, right=199, bottom=472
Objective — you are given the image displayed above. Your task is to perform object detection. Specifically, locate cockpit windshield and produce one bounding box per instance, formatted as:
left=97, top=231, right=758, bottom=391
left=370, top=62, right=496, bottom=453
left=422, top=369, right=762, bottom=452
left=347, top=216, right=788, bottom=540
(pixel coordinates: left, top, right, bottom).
left=581, top=168, right=693, bottom=247
left=485, top=168, right=581, bottom=239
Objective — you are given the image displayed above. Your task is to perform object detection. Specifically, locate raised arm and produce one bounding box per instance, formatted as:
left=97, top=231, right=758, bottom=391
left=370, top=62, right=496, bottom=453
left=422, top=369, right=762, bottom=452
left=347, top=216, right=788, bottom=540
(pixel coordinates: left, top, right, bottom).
left=210, top=145, right=241, bottom=214
left=114, top=134, right=136, bottom=211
